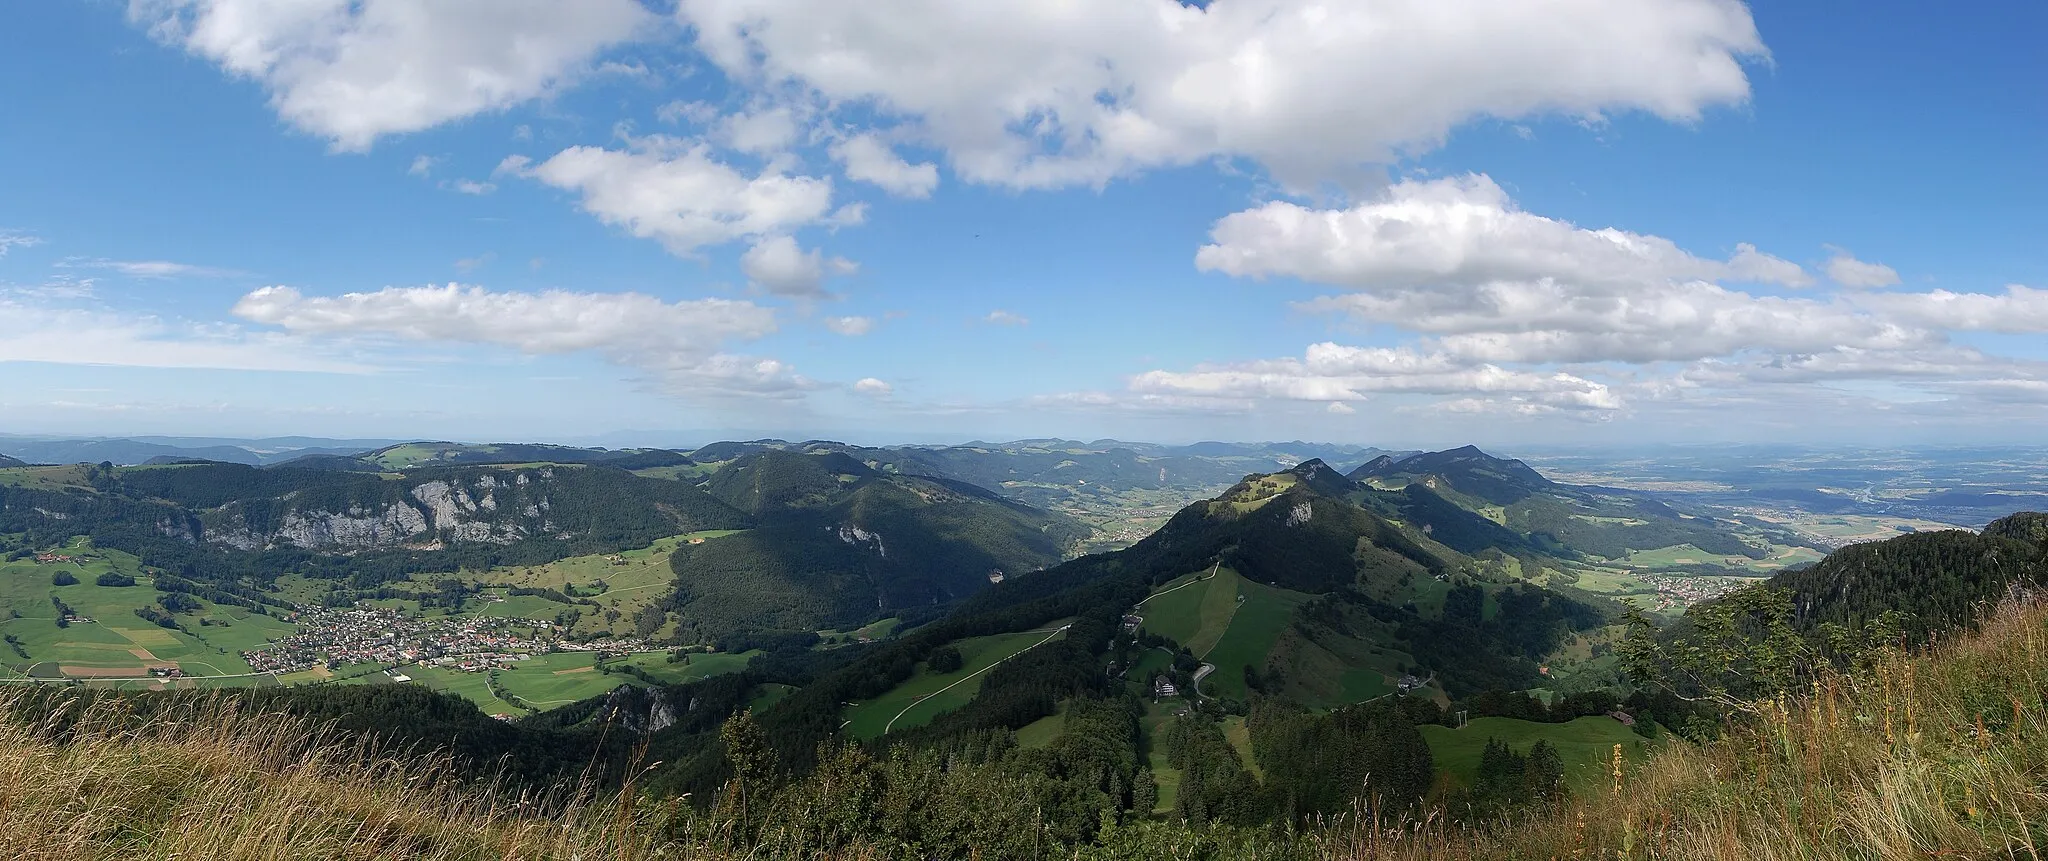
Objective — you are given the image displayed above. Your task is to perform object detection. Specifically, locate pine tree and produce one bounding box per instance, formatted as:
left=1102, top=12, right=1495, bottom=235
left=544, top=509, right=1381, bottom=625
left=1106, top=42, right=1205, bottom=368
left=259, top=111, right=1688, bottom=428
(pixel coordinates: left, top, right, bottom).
left=1525, top=739, right=1565, bottom=803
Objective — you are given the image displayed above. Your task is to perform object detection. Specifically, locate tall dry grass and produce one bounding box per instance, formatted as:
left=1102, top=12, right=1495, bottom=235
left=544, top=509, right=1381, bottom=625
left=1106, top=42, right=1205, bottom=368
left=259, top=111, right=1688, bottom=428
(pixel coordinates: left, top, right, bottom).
left=0, top=690, right=714, bottom=861
left=1300, top=594, right=2048, bottom=861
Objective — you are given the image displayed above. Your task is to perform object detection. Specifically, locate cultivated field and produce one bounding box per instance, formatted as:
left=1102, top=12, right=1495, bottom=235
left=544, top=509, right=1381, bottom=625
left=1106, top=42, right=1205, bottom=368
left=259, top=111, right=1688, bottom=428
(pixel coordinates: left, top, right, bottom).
left=0, top=538, right=296, bottom=685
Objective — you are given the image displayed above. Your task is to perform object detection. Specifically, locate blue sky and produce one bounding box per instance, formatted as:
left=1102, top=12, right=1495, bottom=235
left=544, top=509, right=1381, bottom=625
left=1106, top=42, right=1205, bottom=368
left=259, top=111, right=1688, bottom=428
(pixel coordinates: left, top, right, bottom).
left=1, top=0, right=2043, bottom=447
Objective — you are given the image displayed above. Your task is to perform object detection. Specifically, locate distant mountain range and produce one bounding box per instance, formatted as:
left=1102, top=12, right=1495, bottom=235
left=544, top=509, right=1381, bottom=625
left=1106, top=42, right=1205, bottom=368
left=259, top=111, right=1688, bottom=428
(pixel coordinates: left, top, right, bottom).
left=0, top=435, right=403, bottom=467
left=0, top=434, right=1394, bottom=473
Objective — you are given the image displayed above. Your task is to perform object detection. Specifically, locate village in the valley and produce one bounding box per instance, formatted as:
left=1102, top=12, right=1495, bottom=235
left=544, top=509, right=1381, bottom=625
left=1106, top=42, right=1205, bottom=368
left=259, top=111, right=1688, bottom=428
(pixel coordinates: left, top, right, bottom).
left=1635, top=572, right=1762, bottom=612
left=241, top=606, right=652, bottom=676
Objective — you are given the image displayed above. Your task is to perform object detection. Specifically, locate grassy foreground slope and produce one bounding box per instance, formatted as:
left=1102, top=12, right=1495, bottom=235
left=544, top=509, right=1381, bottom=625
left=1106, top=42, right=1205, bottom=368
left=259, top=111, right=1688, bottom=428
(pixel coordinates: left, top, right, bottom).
left=1360, top=593, right=2048, bottom=860
left=9, top=597, right=2048, bottom=858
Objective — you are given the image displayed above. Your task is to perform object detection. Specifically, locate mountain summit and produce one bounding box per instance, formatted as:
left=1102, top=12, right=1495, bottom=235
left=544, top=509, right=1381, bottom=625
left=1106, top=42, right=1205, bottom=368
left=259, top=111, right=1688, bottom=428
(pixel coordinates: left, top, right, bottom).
left=1352, top=445, right=1557, bottom=505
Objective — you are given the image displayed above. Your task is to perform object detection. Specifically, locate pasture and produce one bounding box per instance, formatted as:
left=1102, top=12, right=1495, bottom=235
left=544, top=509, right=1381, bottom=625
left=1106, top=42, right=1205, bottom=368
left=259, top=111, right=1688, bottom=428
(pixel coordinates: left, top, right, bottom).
left=1197, top=577, right=1311, bottom=701
left=0, top=465, right=95, bottom=490
left=610, top=649, right=756, bottom=686
left=1136, top=565, right=1243, bottom=650
left=1134, top=566, right=1313, bottom=701
left=842, top=627, right=1067, bottom=739
left=1014, top=710, right=1066, bottom=749
left=1421, top=716, right=1658, bottom=793
left=0, top=538, right=293, bottom=682
left=407, top=666, right=526, bottom=716
left=473, top=530, right=747, bottom=638
left=1139, top=698, right=1186, bottom=814
left=749, top=682, right=796, bottom=713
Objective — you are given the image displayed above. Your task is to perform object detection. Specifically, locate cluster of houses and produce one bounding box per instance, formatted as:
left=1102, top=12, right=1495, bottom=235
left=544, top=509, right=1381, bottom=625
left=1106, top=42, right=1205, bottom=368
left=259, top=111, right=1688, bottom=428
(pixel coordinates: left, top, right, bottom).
left=242, top=607, right=549, bottom=674
left=32, top=553, right=75, bottom=564
left=1637, top=573, right=1758, bottom=611
left=243, top=605, right=656, bottom=675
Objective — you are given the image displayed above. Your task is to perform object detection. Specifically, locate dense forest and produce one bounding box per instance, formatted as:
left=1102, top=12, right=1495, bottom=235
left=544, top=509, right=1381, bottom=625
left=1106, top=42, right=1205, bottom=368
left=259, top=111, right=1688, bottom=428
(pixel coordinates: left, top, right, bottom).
left=667, top=450, right=1088, bottom=639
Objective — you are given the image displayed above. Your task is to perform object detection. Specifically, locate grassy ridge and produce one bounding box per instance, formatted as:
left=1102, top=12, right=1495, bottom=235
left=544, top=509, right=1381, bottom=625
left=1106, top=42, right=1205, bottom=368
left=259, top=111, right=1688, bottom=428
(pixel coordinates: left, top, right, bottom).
left=1314, top=594, right=2048, bottom=859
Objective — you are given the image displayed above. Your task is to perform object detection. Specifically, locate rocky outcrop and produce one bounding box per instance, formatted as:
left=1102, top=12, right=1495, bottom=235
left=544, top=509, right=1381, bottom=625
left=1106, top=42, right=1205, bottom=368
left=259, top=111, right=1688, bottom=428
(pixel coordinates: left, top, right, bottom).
left=155, top=516, right=199, bottom=544
left=594, top=685, right=680, bottom=734
left=273, top=505, right=431, bottom=551
left=203, top=470, right=568, bottom=552
left=834, top=524, right=887, bottom=556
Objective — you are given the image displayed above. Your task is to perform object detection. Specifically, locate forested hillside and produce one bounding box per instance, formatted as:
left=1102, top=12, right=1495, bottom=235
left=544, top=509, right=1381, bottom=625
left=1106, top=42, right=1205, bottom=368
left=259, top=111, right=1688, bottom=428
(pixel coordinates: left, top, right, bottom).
left=668, top=449, right=1089, bottom=641
left=1768, top=514, right=2048, bottom=640
left=0, top=462, right=754, bottom=610
left=1355, top=446, right=1806, bottom=562
left=614, top=458, right=1617, bottom=827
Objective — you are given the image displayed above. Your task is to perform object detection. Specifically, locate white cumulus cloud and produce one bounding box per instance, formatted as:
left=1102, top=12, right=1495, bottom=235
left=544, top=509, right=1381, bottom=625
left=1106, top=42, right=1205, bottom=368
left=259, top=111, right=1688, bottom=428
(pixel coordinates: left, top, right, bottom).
left=681, top=0, right=1765, bottom=189
left=1130, top=343, right=1624, bottom=411
left=505, top=140, right=838, bottom=255
left=0, top=296, right=368, bottom=374
left=1825, top=248, right=1902, bottom=289
left=853, top=377, right=892, bottom=396
left=985, top=310, right=1029, bottom=326
left=825, top=316, right=875, bottom=336
left=132, top=0, right=654, bottom=151
left=1857, top=285, right=2048, bottom=334
left=1196, top=174, right=1809, bottom=291
left=0, top=231, right=43, bottom=258
left=739, top=236, right=857, bottom=298
left=831, top=134, right=940, bottom=198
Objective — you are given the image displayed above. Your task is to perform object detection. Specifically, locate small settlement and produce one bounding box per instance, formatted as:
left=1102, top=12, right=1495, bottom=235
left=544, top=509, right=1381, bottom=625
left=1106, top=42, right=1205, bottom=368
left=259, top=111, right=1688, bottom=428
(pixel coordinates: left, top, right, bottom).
left=241, top=606, right=650, bottom=675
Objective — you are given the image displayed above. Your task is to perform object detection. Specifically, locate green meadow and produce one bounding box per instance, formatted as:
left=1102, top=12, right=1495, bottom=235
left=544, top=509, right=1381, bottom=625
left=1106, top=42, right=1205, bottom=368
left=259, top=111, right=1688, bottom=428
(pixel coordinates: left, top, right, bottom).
left=1420, top=715, right=1657, bottom=793
left=472, top=530, right=747, bottom=639
left=843, top=627, right=1067, bottom=739
left=0, top=538, right=297, bottom=684
left=1136, top=566, right=1311, bottom=702
left=1198, top=577, right=1311, bottom=701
